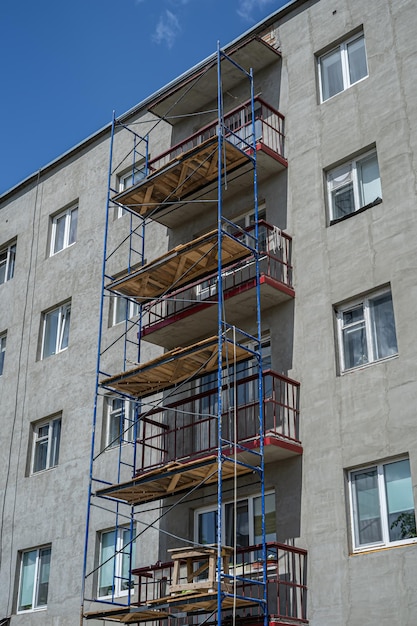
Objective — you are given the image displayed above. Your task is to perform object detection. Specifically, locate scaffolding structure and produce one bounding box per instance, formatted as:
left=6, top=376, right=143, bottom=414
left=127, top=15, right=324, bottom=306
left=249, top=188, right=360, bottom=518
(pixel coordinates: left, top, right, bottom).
left=82, top=38, right=306, bottom=626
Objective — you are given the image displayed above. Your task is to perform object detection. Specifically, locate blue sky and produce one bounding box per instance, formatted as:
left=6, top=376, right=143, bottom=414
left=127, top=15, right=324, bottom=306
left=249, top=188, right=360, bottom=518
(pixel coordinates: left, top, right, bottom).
left=0, top=0, right=288, bottom=195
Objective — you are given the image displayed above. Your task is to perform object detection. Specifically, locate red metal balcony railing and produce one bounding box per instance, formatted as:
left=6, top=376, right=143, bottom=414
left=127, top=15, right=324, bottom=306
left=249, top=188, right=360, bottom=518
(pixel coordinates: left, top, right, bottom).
left=147, top=97, right=285, bottom=175
left=132, top=542, right=308, bottom=624
left=137, top=369, right=300, bottom=472
left=141, top=222, right=293, bottom=336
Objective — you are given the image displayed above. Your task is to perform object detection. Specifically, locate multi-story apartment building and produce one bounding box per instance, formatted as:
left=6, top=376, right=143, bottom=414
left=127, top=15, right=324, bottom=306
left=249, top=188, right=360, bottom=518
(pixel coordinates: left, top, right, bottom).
left=1, top=1, right=416, bottom=625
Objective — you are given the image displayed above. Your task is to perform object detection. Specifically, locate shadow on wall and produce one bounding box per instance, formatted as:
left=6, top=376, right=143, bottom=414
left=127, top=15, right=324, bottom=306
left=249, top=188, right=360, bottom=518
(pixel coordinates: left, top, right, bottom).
left=274, top=455, right=303, bottom=542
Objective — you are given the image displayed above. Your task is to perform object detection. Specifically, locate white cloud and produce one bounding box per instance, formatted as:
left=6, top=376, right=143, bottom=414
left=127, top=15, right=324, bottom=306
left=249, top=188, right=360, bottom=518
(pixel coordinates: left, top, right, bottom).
left=152, top=10, right=181, bottom=48
left=237, top=0, right=275, bottom=21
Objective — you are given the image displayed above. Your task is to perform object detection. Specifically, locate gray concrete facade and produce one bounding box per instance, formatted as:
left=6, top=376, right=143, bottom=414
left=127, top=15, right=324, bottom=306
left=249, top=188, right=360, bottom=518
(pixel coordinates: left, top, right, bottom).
left=1, top=0, right=417, bottom=624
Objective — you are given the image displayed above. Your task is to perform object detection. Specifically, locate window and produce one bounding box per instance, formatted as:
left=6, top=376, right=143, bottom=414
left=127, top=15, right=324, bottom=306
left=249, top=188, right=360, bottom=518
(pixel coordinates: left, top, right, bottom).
left=0, top=240, right=16, bottom=284
left=319, top=32, right=368, bottom=102
left=31, top=415, right=61, bottom=473
left=336, top=288, right=398, bottom=372
left=106, top=397, right=135, bottom=447
left=17, top=545, right=51, bottom=612
left=349, top=458, right=416, bottom=551
left=117, top=166, right=146, bottom=218
left=196, top=492, right=276, bottom=548
left=98, top=527, right=135, bottom=598
left=327, top=150, right=382, bottom=221
left=111, top=295, right=140, bottom=326
left=0, top=332, right=6, bottom=376
left=50, top=205, right=78, bottom=255
left=41, top=301, right=71, bottom=359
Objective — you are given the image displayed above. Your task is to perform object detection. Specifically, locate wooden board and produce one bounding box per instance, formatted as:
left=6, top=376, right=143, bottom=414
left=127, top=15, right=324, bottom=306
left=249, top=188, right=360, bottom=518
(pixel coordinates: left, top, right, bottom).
left=95, top=455, right=253, bottom=505
left=107, top=230, right=250, bottom=299
left=100, top=335, right=250, bottom=398
left=85, top=591, right=259, bottom=622
left=112, top=137, right=251, bottom=218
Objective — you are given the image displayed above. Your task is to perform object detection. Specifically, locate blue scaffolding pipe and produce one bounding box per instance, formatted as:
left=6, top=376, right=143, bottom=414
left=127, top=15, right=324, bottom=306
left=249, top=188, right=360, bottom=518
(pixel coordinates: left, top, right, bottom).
left=83, top=41, right=269, bottom=625
left=80, top=111, right=116, bottom=619
left=215, top=41, right=267, bottom=626
left=82, top=110, right=149, bottom=621
left=249, top=63, right=268, bottom=626
left=216, top=41, right=224, bottom=626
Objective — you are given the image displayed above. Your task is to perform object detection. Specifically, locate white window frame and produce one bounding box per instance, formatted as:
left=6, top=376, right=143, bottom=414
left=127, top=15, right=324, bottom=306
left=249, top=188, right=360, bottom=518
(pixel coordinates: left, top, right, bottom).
left=0, top=332, right=6, bottom=376
left=106, top=397, right=136, bottom=447
left=327, top=150, right=382, bottom=221
left=318, top=32, right=368, bottom=102
left=348, top=457, right=417, bottom=552
left=194, top=492, right=276, bottom=547
left=98, top=527, right=135, bottom=599
left=336, top=288, right=398, bottom=373
left=0, top=240, right=16, bottom=284
left=117, top=165, right=147, bottom=218
left=50, top=205, right=78, bottom=256
left=41, top=301, right=71, bottom=360
left=111, top=295, right=140, bottom=326
left=31, top=415, right=61, bottom=474
left=17, top=545, right=51, bottom=613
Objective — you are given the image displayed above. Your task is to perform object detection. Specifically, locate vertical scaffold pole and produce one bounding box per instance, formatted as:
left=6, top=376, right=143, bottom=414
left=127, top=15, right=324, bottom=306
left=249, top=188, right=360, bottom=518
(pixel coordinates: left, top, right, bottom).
left=249, top=68, right=267, bottom=626
left=216, top=40, right=224, bottom=626
left=80, top=111, right=116, bottom=626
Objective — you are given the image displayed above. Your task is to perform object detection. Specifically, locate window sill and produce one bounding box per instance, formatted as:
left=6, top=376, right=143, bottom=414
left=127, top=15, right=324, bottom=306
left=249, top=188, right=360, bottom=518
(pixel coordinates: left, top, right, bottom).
left=329, top=197, right=382, bottom=226
left=49, top=241, right=76, bottom=257
left=350, top=537, right=417, bottom=556
left=30, top=465, right=58, bottom=477
left=17, top=606, right=47, bottom=614
left=340, top=353, right=398, bottom=375
left=320, top=74, right=369, bottom=104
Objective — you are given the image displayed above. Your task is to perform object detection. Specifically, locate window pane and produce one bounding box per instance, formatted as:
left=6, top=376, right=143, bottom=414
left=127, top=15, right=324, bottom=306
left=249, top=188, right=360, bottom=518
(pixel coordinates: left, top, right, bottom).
left=347, top=36, right=368, bottom=84
left=109, top=399, right=123, bottom=446
left=343, top=306, right=364, bottom=326
left=254, top=494, right=277, bottom=544
left=0, top=335, right=6, bottom=375
left=342, top=321, right=368, bottom=369
left=358, top=154, right=381, bottom=206
left=369, top=293, right=397, bottom=359
left=7, top=244, right=16, bottom=280
left=332, top=184, right=355, bottom=218
left=130, top=300, right=140, bottom=318
left=50, top=419, right=61, bottom=466
left=68, top=208, right=78, bottom=245
left=384, top=459, right=416, bottom=541
left=99, top=531, right=116, bottom=596
left=0, top=249, right=6, bottom=284
left=36, top=547, right=51, bottom=607
left=54, top=215, right=66, bottom=253
left=19, top=550, right=37, bottom=610
left=114, top=297, right=128, bottom=325
left=321, top=48, right=343, bottom=100
left=60, top=306, right=71, bottom=350
left=43, top=310, right=59, bottom=357
left=329, top=163, right=354, bottom=218
left=34, top=439, right=48, bottom=472
left=198, top=510, right=217, bottom=545
left=226, top=500, right=249, bottom=548
left=353, top=468, right=382, bottom=545
left=121, top=528, right=135, bottom=591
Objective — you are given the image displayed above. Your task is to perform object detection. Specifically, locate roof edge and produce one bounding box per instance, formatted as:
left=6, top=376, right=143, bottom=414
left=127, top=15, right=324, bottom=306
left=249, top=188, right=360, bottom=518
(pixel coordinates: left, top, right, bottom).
left=0, top=0, right=308, bottom=203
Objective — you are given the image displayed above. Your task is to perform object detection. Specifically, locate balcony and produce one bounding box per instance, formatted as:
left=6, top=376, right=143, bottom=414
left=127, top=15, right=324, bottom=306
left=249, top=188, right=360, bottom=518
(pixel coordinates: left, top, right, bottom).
left=96, top=370, right=301, bottom=506
left=137, top=369, right=301, bottom=471
left=140, top=222, right=294, bottom=348
left=85, top=542, right=308, bottom=625
left=113, top=98, right=287, bottom=227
